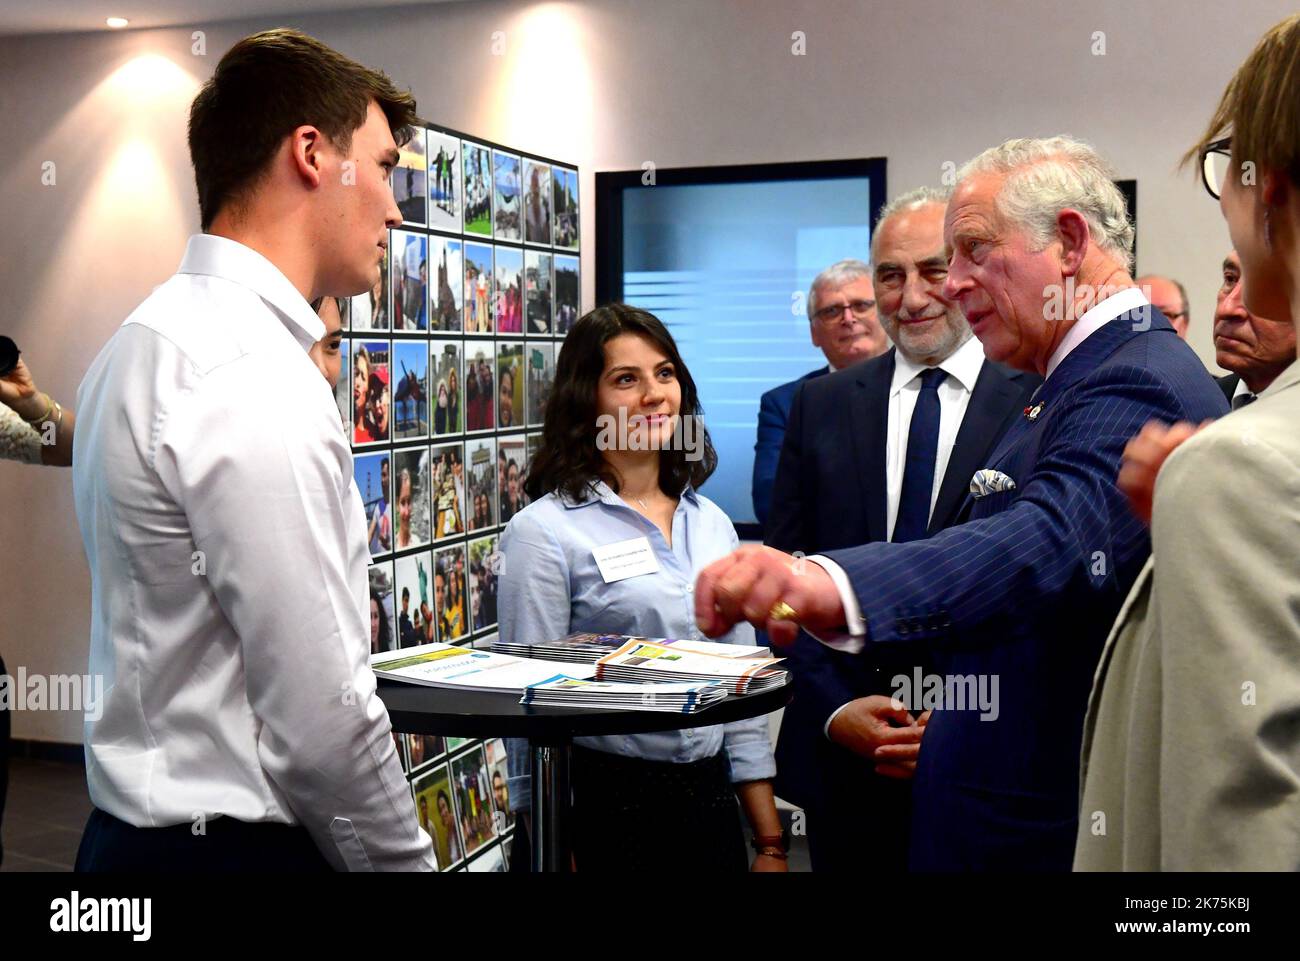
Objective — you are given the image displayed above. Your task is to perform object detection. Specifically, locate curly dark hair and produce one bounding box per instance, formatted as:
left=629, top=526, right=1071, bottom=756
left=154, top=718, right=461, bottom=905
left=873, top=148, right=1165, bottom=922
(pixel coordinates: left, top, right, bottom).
left=524, top=303, right=717, bottom=503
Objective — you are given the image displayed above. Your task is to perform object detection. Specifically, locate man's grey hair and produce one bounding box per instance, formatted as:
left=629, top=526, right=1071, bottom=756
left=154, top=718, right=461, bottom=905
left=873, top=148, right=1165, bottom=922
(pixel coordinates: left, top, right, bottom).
left=807, top=259, right=873, bottom=321
left=871, top=185, right=953, bottom=262
left=956, top=136, right=1135, bottom=273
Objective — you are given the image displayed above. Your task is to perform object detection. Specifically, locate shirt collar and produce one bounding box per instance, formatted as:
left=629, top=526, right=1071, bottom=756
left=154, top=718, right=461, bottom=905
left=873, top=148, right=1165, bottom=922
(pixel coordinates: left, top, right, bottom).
left=559, top=477, right=699, bottom=509
left=890, top=333, right=985, bottom=395
left=1044, top=286, right=1149, bottom=380
left=177, top=233, right=325, bottom=350
left=1232, top=377, right=1253, bottom=401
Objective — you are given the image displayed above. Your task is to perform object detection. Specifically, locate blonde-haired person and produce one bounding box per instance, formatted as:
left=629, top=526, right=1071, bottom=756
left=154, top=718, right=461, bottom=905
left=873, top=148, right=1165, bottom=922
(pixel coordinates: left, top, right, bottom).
left=1077, top=13, right=1300, bottom=871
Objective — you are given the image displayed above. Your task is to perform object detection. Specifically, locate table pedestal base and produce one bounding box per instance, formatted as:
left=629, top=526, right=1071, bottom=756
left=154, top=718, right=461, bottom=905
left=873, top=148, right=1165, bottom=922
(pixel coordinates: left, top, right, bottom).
left=529, top=739, right=571, bottom=873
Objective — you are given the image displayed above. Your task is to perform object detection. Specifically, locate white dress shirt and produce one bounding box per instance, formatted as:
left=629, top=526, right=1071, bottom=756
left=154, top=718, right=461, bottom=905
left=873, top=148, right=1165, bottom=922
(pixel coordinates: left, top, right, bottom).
left=884, top=334, right=986, bottom=540
left=809, top=288, right=1150, bottom=653
left=72, top=233, right=435, bottom=871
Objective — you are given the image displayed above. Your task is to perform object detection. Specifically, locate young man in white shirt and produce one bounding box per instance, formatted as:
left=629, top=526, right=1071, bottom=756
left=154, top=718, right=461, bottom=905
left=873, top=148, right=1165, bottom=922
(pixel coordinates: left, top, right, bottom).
left=72, top=28, right=435, bottom=871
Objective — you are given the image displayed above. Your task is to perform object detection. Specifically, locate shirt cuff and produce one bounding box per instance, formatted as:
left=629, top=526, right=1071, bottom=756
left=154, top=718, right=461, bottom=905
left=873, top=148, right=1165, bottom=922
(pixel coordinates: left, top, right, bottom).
left=805, top=555, right=866, bottom=653
left=823, top=701, right=854, bottom=740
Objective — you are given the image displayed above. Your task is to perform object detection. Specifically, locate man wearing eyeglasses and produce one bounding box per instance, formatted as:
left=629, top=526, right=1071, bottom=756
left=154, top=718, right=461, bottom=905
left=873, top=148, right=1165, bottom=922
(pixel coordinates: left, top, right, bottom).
left=1135, top=274, right=1191, bottom=339
left=752, top=260, right=888, bottom=527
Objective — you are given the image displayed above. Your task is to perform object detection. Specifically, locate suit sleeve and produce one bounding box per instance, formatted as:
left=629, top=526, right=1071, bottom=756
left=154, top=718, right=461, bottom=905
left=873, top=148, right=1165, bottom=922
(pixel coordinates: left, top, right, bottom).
left=822, top=366, right=1177, bottom=647
left=1148, top=419, right=1300, bottom=869
left=751, top=389, right=786, bottom=527
left=764, top=383, right=811, bottom=554
left=763, top=383, right=860, bottom=731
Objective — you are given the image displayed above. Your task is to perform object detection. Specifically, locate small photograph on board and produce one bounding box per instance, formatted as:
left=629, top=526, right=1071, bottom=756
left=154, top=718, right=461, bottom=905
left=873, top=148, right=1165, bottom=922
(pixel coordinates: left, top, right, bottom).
left=395, top=550, right=437, bottom=648
left=496, top=341, right=524, bottom=430
left=450, top=745, right=498, bottom=855
left=466, top=845, right=506, bottom=873
left=498, top=436, right=528, bottom=525
left=350, top=247, right=389, bottom=331
left=493, top=245, right=523, bottom=334
left=484, top=737, right=513, bottom=831
left=465, top=436, right=498, bottom=533
left=492, top=149, right=522, bottom=242
left=393, top=446, right=432, bottom=551
left=406, top=733, right=445, bottom=773
left=351, top=340, right=391, bottom=445
left=393, top=127, right=427, bottom=227
left=430, top=236, right=463, bottom=332
left=463, top=140, right=493, bottom=237
left=527, top=341, right=554, bottom=427
left=391, top=229, right=428, bottom=331
left=552, top=165, right=579, bottom=250
left=468, top=534, right=500, bottom=632
left=431, top=340, right=464, bottom=437
left=463, top=241, right=494, bottom=334
left=525, top=250, right=553, bottom=334
left=427, top=129, right=462, bottom=233
left=464, top=344, right=496, bottom=432
left=391, top=339, right=429, bottom=440
left=523, top=158, right=552, bottom=246
left=368, top=561, right=395, bottom=655
left=431, top=441, right=465, bottom=543
left=434, top=541, right=468, bottom=643
left=354, top=451, right=392, bottom=557
left=413, top=764, right=463, bottom=870
left=553, top=254, right=580, bottom=335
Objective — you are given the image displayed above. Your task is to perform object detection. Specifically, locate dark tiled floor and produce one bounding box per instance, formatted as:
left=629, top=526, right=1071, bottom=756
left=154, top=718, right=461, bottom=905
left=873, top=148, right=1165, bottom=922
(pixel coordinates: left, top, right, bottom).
left=0, top=757, right=810, bottom=872
left=1, top=757, right=91, bottom=872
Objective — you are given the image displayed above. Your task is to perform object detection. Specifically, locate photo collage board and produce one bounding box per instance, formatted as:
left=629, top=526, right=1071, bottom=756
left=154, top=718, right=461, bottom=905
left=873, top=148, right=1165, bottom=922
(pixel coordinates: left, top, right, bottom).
left=335, top=121, right=580, bottom=872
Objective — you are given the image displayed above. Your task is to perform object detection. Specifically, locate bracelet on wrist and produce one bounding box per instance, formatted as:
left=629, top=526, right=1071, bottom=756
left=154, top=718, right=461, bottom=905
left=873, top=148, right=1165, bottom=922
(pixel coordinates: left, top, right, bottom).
left=22, top=392, right=53, bottom=425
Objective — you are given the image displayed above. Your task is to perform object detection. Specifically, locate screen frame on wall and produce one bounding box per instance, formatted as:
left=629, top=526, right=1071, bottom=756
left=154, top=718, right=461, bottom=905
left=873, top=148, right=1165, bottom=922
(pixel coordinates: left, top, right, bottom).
left=594, top=157, right=887, bottom=307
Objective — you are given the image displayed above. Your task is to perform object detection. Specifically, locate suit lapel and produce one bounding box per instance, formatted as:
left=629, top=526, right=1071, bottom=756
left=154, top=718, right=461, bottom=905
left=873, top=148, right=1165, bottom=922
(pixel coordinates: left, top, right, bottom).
left=850, top=349, right=893, bottom=544
left=929, top=361, right=1025, bottom=533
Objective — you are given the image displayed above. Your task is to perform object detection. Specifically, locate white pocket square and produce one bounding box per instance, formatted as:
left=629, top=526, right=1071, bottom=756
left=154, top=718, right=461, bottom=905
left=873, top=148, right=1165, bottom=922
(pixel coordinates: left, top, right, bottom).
left=969, top=468, right=1017, bottom=499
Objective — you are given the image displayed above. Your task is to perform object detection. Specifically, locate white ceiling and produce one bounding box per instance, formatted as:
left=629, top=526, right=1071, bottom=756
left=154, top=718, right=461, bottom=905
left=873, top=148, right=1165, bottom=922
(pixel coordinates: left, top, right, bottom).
left=0, top=0, right=472, bottom=37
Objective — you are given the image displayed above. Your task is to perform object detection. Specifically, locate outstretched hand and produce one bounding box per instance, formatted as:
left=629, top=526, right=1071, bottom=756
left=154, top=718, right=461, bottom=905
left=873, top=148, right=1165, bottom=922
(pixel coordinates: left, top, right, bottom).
left=694, top=545, right=848, bottom=646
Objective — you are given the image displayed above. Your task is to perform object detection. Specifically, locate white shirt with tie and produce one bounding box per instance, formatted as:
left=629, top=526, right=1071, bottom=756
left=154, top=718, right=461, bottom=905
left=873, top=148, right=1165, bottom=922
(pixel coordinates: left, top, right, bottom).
left=72, top=233, right=435, bottom=871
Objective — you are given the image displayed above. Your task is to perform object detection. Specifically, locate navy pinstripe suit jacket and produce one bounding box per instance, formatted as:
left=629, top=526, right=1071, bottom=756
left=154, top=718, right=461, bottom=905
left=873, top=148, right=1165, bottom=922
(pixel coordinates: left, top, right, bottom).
left=821, top=308, right=1228, bottom=871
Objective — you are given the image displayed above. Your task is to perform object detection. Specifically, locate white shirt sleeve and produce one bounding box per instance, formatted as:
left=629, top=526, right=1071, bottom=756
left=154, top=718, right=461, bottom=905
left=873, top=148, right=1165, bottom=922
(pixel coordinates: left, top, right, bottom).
left=155, top=361, right=435, bottom=872
left=804, top=554, right=867, bottom=654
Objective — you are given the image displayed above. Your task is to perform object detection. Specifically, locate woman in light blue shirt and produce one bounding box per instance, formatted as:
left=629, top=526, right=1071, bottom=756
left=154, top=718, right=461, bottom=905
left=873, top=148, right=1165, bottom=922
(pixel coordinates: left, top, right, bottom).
left=499, top=304, right=785, bottom=872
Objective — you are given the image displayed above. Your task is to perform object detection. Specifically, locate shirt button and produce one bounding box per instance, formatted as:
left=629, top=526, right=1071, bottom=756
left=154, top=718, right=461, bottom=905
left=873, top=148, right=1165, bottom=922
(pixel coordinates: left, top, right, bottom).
left=684, top=583, right=694, bottom=593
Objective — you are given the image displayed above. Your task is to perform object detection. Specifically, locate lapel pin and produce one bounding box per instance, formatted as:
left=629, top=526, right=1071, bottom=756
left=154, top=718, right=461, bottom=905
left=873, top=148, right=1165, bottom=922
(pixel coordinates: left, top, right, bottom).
left=1023, top=401, right=1045, bottom=422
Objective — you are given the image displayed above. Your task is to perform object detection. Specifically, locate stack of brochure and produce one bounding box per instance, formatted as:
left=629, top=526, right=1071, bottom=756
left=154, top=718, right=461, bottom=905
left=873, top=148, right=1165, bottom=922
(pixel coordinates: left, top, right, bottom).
left=593, top=639, right=787, bottom=695
left=492, top=631, right=771, bottom=664
left=520, top=676, right=729, bottom=714
left=371, top=643, right=594, bottom=693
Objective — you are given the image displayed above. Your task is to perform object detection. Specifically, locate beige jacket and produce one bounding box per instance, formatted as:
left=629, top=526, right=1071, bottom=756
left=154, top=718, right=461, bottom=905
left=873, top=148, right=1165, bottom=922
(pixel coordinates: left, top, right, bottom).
left=1075, top=360, right=1300, bottom=870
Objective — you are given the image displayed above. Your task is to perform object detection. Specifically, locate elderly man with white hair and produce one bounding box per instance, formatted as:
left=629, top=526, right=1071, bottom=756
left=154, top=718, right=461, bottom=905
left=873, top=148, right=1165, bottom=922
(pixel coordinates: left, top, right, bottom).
left=752, top=259, right=888, bottom=527
left=697, top=136, right=1226, bottom=871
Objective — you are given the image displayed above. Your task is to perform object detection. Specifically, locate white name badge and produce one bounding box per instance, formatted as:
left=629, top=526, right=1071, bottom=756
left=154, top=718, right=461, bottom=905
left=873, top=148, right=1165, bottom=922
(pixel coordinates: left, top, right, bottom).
left=591, top=536, right=660, bottom=583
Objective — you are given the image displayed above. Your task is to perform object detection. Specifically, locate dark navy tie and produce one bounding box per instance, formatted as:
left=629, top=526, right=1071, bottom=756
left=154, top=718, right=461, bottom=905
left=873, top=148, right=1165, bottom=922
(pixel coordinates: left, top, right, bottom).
left=893, top=367, right=948, bottom=543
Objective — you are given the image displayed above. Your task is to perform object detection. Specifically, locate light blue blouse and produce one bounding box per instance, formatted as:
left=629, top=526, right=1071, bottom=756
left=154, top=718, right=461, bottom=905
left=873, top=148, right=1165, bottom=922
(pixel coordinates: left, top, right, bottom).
left=499, top=479, right=777, bottom=811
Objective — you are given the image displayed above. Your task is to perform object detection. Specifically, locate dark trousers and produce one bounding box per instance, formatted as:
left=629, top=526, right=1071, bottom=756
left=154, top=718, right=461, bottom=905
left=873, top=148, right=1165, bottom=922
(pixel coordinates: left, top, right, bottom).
left=570, top=746, right=748, bottom=872
left=0, top=655, right=8, bottom=868
left=804, top=770, right=913, bottom=872
left=75, top=807, right=334, bottom=872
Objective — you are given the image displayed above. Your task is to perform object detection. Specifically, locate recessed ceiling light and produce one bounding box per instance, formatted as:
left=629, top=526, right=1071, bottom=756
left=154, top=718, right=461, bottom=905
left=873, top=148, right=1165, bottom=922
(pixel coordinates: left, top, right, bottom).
left=106, top=17, right=130, bottom=29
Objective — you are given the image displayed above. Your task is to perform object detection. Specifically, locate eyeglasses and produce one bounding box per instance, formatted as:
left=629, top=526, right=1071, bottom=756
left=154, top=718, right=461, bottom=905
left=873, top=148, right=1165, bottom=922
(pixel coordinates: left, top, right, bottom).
left=812, top=299, right=876, bottom=324
left=1200, top=136, right=1232, bottom=200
